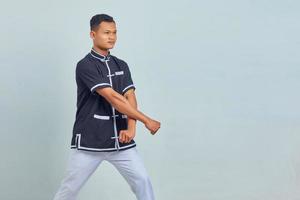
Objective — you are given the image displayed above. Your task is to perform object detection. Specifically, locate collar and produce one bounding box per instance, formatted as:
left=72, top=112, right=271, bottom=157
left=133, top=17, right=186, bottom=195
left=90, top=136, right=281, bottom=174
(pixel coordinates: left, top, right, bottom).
left=90, top=48, right=111, bottom=62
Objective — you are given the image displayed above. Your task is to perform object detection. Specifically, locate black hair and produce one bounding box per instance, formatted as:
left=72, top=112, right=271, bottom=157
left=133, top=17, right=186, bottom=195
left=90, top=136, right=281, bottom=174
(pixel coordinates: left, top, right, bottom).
left=90, top=14, right=115, bottom=31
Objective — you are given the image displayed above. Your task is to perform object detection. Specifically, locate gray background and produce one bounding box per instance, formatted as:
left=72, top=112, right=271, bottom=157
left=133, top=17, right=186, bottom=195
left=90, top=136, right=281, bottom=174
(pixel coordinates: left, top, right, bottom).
left=1, top=0, right=300, bottom=199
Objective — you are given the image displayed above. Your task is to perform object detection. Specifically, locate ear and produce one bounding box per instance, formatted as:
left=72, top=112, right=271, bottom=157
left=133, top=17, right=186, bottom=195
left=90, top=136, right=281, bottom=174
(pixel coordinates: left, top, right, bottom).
left=90, top=31, right=95, bottom=39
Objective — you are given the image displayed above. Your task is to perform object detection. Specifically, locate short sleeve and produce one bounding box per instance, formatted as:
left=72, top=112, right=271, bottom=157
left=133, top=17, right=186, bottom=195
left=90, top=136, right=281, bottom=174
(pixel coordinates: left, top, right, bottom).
left=76, top=61, right=111, bottom=95
left=122, top=62, right=136, bottom=95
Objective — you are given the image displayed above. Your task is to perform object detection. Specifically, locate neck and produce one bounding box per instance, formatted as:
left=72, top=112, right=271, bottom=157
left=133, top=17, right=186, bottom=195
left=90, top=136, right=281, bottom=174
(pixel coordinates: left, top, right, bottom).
left=92, top=46, right=109, bottom=56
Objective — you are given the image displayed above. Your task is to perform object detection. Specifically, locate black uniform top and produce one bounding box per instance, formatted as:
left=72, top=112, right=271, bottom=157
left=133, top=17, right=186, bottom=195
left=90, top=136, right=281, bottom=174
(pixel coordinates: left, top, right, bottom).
left=71, top=48, right=136, bottom=152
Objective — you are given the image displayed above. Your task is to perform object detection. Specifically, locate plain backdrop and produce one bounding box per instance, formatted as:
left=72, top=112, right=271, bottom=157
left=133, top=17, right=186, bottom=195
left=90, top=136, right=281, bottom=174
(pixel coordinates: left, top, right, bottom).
left=1, top=0, right=300, bottom=200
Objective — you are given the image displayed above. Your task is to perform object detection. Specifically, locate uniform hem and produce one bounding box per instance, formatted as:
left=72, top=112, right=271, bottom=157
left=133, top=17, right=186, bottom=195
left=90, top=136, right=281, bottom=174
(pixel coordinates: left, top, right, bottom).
left=70, top=143, right=136, bottom=152
left=91, top=84, right=111, bottom=95
left=122, top=85, right=136, bottom=95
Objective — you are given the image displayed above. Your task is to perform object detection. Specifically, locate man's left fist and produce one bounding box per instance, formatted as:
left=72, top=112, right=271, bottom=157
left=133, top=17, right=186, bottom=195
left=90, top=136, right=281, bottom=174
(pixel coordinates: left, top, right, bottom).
left=119, top=129, right=135, bottom=143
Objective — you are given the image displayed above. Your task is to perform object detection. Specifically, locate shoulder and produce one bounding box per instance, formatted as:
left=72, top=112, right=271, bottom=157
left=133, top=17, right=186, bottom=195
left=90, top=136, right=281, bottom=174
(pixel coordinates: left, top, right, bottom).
left=76, top=54, right=96, bottom=72
left=111, top=55, right=129, bottom=67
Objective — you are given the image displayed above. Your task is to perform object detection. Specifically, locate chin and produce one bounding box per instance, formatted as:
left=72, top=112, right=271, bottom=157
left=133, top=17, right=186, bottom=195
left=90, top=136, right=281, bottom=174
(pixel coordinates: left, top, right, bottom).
left=96, top=45, right=112, bottom=51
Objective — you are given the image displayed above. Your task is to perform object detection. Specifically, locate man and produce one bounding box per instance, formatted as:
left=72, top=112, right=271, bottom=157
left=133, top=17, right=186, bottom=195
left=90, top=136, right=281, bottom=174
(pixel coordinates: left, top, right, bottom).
left=53, top=14, right=161, bottom=200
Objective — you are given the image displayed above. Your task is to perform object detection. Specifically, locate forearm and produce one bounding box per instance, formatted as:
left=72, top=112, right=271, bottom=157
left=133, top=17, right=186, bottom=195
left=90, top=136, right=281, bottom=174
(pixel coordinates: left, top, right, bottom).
left=125, top=92, right=137, bottom=130
left=107, top=91, right=149, bottom=124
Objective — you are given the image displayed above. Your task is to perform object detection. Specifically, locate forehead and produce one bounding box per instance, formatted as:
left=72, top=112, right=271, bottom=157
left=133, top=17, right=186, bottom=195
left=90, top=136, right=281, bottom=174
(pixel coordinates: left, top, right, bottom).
left=98, top=21, right=117, bottom=30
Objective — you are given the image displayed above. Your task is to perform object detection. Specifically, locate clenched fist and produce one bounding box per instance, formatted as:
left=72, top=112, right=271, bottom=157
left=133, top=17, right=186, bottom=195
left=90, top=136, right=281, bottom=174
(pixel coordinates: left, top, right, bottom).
left=119, top=129, right=135, bottom=143
left=145, top=119, right=161, bottom=135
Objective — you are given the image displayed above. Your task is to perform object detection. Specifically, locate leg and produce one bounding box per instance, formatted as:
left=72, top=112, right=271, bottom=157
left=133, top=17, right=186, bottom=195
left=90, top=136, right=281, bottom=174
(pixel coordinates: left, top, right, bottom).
left=107, top=147, right=155, bottom=200
left=53, top=149, right=105, bottom=200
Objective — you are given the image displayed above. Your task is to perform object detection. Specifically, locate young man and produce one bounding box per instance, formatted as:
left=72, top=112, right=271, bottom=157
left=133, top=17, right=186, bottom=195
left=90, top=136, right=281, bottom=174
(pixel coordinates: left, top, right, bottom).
left=53, top=14, right=161, bottom=200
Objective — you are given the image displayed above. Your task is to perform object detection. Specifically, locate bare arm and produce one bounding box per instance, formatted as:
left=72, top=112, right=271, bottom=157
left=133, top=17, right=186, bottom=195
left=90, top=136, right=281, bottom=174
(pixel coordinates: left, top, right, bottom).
left=119, top=89, right=137, bottom=143
left=96, top=87, right=160, bottom=134
left=124, top=89, right=137, bottom=131
left=96, top=87, right=148, bottom=123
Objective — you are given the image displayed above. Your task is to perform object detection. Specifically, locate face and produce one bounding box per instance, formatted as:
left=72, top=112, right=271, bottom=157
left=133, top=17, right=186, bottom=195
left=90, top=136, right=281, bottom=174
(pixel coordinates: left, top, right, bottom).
left=90, top=21, right=117, bottom=50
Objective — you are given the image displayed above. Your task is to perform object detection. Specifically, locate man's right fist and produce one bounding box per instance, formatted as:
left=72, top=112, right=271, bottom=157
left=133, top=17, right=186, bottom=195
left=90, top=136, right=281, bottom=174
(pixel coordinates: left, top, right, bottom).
left=145, top=119, right=161, bottom=135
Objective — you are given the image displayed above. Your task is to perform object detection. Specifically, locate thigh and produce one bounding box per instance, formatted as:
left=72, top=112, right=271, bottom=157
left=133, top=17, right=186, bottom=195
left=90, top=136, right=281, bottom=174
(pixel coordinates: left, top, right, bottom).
left=107, top=147, right=149, bottom=180
left=53, top=150, right=106, bottom=199
left=63, top=149, right=106, bottom=179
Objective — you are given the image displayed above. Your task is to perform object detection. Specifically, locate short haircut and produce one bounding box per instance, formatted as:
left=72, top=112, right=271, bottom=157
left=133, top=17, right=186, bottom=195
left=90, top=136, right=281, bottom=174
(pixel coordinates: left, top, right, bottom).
left=90, top=14, right=115, bottom=31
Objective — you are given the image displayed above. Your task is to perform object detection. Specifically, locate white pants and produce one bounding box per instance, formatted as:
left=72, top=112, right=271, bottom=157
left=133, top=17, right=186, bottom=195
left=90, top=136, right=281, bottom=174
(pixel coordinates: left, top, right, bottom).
left=53, top=147, right=155, bottom=200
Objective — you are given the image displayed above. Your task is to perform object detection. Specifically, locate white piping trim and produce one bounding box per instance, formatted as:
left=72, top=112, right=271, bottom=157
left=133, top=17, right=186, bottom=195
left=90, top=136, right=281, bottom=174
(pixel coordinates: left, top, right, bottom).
left=72, top=134, right=136, bottom=151
left=77, top=134, right=115, bottom=151
left=90, top=53, right=106, bottom=62
left=90, top=83, right=111, bottom=92
left=117, top=143, right=136, bottom=149
left=115, top=71, right=124, bottom=75
left=122, top=115, right=127, bottom=119
left=93, top=114, right=110, bottom=120
left=107, top=71, right=124, bottom=78
left=104, top=60, right=121, bottom=150
left=122, top=84, right=135, bottom=93
left=88, top=53, right=128, bottom=151
left=91, top=48, right=109, bottom=58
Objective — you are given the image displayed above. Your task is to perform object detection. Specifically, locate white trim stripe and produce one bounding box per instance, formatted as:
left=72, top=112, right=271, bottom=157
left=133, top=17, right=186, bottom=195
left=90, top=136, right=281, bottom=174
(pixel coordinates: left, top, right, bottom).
left=93, top=114, right=110, bottom=120
left=72, top=134, right=136, bottom=152
left=122, top=84, right=135, bottom=93
left=90, top=83, right=111, bottom=92
left=90, top=53, right=106, bottom=62
left=115, top=71, right=124, bottom=75
left=91, top=48, right=108, bottom=58
left=88, top=50, right=130, bottom=151
left=104, top=60, right=121, bottom=150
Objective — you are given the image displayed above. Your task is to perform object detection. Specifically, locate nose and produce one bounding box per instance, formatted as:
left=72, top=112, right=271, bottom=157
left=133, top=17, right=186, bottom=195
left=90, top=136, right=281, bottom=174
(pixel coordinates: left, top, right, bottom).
left=109, top=33, right=116, bottom=39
